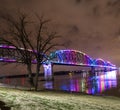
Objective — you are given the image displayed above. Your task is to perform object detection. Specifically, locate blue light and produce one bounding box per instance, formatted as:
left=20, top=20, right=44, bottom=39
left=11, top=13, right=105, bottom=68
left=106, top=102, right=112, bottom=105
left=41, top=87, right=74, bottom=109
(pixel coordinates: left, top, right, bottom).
left=49, top=49, right=116, bottom=68
left=0, top=44, right=117, bottom=69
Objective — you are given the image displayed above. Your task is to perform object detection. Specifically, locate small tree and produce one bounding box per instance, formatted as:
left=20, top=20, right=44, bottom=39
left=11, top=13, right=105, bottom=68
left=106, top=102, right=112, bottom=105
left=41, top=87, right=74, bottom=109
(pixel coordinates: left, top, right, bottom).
left=0, top=10, right=62, bottom=90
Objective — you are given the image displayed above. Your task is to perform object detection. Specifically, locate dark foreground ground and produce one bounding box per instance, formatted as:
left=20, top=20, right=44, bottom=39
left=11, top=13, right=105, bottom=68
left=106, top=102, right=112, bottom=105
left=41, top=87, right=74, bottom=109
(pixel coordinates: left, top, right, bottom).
left=0, top=101, right=10, bottom=110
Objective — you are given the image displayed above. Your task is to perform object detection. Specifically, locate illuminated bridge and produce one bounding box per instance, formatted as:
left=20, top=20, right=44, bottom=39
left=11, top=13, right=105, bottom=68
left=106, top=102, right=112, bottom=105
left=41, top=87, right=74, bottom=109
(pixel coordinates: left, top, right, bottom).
left=0, top=45, right=37, bottom=63
left=0, top=45, right=117, bottom=80
left=43, top=50, right=116, bottom=80
left=48, top=50, right=116, bottom=68
left=0, top=45, right=116, bottom=68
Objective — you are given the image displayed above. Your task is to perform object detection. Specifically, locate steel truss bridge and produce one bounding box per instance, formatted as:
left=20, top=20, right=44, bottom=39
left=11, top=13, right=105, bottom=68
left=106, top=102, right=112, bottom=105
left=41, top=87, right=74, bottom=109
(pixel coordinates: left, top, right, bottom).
left=48, top=50, right=116, bottom=68
left=0, top=45, right=116, bottom=68
left=0, top=44, right=117, bottom=80
left=0, top=45, right=37, bottom=63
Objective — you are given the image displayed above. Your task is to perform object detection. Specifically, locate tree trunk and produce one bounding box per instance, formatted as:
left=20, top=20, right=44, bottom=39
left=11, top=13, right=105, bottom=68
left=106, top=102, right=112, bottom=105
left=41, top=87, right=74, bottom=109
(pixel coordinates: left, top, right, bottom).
left=27, top=64, right=34, bottom=88
left=35, top=63, right=41, bottom=91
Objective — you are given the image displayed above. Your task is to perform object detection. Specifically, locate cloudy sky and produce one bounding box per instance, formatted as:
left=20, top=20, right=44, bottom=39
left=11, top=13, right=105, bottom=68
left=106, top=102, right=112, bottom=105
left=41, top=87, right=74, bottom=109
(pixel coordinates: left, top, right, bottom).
left=0, top=0, right=120, bottom=74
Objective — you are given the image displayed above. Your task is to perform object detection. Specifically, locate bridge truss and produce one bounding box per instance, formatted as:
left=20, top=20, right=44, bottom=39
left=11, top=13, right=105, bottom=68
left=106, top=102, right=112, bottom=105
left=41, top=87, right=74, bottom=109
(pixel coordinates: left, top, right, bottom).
left=0, top=45, right=36, bottom=63
left=0, top=45, right=117, bottom=89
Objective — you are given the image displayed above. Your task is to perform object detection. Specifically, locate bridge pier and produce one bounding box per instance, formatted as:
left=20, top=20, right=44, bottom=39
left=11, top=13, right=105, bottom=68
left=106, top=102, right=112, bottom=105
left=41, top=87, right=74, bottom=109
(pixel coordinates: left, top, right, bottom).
left=90, top=66, right=98, bottom=94
left=43, top=63, right=54, bottom=89
left=90, top=66, right=96, bottom=77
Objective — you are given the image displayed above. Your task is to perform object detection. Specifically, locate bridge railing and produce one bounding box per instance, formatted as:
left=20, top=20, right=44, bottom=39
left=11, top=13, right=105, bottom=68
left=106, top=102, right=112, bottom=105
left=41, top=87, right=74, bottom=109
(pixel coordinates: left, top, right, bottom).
left=0, top=45, right=36, bottom=63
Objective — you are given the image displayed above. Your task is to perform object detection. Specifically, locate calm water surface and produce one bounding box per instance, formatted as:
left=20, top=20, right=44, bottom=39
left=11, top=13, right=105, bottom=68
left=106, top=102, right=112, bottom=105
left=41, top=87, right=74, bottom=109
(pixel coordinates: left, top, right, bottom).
left=45, top=70, right=120, bottom=96
left=0, top=70, right=120, bottom=96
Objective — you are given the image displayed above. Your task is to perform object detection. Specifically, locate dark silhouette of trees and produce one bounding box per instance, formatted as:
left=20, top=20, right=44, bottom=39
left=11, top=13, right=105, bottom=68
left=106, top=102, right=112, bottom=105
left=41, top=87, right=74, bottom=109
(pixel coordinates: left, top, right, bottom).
left=0, top=10, right=62, bottom=90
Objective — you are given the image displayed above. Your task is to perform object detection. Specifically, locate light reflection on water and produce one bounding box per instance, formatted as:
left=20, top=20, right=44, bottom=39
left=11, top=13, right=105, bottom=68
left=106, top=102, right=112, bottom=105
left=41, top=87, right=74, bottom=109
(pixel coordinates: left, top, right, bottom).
left=52, top=70, right=117, bottom=94
left=0, top=69, right=118, bottom=95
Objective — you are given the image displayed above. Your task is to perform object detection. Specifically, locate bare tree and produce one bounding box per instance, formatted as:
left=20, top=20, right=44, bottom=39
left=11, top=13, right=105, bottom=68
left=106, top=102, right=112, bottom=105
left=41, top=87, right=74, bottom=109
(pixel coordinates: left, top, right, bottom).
left=0, top=10, right=62, bottom=91
left=0, top=11, right=35, bottom=87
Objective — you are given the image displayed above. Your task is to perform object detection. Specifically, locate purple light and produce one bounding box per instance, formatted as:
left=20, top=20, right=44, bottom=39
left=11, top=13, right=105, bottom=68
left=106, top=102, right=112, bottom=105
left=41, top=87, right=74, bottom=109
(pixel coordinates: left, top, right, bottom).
left=0, top=58, right=3, bottom=61
left=0, top=45, right=117, bottom=68
left=4, top=59, right=16, bottom=62
left=0, top=45, right=16, bottom=49
left=0, top=44, right=37, bottom=53
left=49, top=49, right=116, bottom=68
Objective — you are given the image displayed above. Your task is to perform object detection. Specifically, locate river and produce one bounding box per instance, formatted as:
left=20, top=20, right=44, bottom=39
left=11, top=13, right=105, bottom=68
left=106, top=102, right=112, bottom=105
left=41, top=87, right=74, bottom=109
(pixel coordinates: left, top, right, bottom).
left=0, top=69, right=120, bottom=97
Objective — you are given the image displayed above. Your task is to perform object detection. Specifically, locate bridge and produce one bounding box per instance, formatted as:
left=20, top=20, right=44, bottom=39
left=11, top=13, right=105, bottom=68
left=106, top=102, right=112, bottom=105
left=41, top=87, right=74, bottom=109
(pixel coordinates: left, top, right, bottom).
left=43, top=49, right=116, bottom=80
left=0, top=45, right=37, bottom=63
left=0, top=44, right=118, bottom=90
left=0, top=44, right=117, bottom=81
left=48, top=50, right=116, bottom=68
left=0, top=44, right=116, bottom=67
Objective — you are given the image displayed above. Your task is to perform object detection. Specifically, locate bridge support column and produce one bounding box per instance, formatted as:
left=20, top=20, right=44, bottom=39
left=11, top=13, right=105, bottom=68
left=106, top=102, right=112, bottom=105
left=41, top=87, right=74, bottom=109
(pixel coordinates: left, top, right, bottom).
left=43, top=63, right=54, bottom=89
left=90, top=66, right=96, bottom=77
left=90, top=66, right=97, bottom=94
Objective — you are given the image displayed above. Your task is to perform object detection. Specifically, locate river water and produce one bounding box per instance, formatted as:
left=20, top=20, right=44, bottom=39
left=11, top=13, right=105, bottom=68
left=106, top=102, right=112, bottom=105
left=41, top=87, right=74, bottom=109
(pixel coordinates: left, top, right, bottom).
left=0, top=69, right=120, bottom=97
left=45, top=69, right=120, bottom=96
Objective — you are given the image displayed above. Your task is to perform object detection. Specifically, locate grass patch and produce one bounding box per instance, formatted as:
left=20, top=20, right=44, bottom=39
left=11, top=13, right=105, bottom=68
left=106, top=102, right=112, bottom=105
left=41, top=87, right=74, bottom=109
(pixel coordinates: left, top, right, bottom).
left=0, top=87, right=119, bottom=110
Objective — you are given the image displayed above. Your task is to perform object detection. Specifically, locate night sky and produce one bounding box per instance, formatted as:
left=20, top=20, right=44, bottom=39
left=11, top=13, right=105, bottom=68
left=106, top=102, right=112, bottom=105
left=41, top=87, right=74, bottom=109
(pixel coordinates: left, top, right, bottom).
left=0, top=0, right=120, bottom=74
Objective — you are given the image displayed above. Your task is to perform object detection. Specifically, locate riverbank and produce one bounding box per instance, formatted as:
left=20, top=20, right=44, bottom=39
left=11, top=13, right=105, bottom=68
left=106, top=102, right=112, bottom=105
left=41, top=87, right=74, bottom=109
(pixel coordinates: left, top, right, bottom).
left=0, top=87, right=120, bottom=110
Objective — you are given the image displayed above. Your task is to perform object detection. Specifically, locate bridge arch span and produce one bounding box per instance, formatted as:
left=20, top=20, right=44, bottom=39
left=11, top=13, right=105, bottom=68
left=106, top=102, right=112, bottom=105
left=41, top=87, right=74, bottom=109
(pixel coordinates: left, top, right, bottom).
left=49, top=49, right=94, bottom=66
left=95, top=58, right=106, bottom=66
